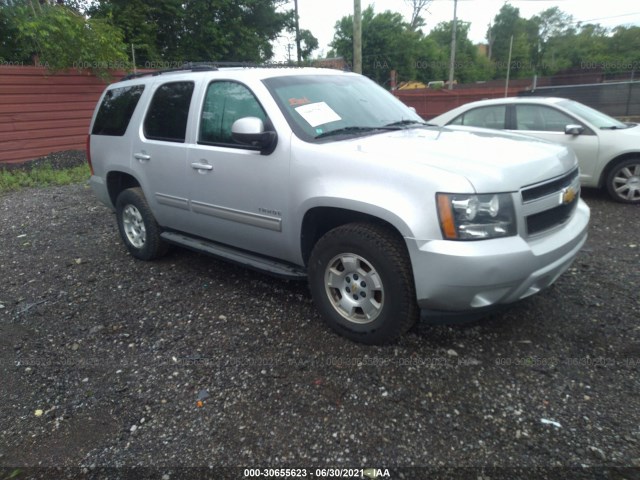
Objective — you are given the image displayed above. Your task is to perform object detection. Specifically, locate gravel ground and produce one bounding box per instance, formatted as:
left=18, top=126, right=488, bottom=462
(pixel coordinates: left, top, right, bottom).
left=0, top=152, right=639, bottom=479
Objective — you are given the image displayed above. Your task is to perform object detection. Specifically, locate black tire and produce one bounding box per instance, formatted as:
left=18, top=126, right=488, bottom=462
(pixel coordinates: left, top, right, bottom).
left=605, top=158, right=640, bottom=204
left=115, top=187, right=168, bottom=260
left=308, top=223, right=419, bottom=345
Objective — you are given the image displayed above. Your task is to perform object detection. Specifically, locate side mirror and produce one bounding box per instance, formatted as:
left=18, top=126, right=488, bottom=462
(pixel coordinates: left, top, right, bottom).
left=231, top=117, right=277, bottom=154
left=565, top=124, right=584, bottom=136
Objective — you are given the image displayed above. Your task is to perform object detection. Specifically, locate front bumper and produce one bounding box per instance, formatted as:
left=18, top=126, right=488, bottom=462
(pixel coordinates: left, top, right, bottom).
left=408, top=199, right=590, bottom=311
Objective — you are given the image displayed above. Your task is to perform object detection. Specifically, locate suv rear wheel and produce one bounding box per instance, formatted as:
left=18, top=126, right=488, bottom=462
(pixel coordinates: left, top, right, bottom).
left=115, top=188, right=168, bottom=260
left=606, top=158, right=640, bottom=204
left=308, top=223, right=418, bottom=344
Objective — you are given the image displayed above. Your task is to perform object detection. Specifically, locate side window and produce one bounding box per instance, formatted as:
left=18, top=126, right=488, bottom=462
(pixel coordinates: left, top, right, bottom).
left=92, top=85, right=145, bottom=136
left=515, top=105, right=575, bottom=132
left=458, top=106, right=506, bottom=129
left=143, top=81, right=194, bottom=142
left=199, top=81, right=267, bottom=146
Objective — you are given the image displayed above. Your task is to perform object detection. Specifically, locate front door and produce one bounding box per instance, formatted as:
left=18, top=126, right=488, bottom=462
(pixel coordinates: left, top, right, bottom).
left=509, top=104, right=600, bottom=182
left=187, top=80, right=290, bottom=260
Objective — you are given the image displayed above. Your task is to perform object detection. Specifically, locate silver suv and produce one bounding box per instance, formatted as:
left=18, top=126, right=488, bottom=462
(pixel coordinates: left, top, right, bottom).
left=87, top=66, right=590, bottom=344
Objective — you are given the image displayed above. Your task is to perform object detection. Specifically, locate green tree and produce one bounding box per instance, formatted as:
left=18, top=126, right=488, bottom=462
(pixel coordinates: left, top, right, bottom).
left=89, top=0, right=293, bottom=64
left=607, top=26, right=640, bottom=73
left=180, top=0, right=291, bottom=62
left=331, top=6, right=422, bottom=85
left=553, top=23, right=610, bottom=71
left=530, top=7, right=575, bottom=74
left=414, top=36, right=447, bottom=82
left=0, top=3, right=30, bottom=63
left=426, top=20, right=493, bottom=84
left=88, top=0, right=184, bottom=64
left=488, top=4, right=536, bottom=78
left=3, top=0, right=128, bottom=76
left=298, top=29, right=319, bottom=62
left=404, top=0, right=432, bottom=31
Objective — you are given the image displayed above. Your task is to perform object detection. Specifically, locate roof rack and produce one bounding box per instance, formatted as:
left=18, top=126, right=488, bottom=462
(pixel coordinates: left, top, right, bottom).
left=121, top=63, right=214, bottom=81
left=120, top=60, right=312, bottom=81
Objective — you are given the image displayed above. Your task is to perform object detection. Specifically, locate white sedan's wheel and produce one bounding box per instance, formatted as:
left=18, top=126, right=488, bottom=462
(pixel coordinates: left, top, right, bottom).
left=606, top=158, right=640, bottom=204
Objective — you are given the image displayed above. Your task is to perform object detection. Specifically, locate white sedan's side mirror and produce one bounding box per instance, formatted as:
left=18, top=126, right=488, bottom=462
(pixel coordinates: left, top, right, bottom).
left=565, top=124, right=584, bottom=136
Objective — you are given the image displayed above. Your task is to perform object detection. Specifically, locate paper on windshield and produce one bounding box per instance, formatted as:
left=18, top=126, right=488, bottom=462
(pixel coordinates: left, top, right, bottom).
left=295, top=102, right=342, bottom=127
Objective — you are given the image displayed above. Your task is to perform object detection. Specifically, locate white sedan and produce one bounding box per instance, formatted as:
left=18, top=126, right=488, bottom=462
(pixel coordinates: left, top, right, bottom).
left=430, top=97, right=640, bottom=204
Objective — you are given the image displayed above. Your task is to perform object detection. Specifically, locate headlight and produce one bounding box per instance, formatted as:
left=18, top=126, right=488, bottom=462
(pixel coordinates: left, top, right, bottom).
left=436, top=193, right=517, bottom=240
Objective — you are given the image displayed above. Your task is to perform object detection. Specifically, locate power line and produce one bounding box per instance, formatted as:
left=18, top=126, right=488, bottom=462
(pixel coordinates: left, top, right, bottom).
left=575, top=12, right=640, bottom=24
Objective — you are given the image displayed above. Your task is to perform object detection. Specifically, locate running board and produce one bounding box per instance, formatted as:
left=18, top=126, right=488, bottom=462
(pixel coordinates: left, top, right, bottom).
left=160, top=231, right=307, bottom=280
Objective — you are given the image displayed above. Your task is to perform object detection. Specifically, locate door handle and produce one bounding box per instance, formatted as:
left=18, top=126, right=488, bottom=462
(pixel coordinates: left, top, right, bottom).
left=134, top=153, right=151, bottom=161
left=191, top=162, right=213, bottom=171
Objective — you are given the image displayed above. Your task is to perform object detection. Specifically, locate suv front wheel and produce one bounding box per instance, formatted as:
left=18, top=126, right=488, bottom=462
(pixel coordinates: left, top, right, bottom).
left=115, top=188, right=168, bottom=260
left=308, top=223, right=418, bottom=344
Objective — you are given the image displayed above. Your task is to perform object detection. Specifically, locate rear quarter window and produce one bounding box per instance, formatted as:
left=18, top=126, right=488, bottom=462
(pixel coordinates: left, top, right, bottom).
left=92, top=85, right=145, bottom=136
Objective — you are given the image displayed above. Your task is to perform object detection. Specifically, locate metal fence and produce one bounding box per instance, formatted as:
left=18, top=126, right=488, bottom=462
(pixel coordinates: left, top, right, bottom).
left=0, top=66, right=122, bottom=164
left=519, top=81, right=640, bottom=118
left=394, top=87, right=523, bottom=120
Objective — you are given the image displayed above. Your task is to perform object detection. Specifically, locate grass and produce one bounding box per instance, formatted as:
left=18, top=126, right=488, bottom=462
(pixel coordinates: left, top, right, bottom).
left=0, top=162, right=90, bottom=193
left=2, top=470, right=22, bottom=480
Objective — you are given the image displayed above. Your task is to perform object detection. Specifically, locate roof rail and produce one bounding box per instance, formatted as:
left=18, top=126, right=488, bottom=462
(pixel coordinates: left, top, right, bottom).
left=121, top=63, right=218, bottom=81
left=170, top=60, right=308, bottom=69
left=120, top=60, right=311, bottom=81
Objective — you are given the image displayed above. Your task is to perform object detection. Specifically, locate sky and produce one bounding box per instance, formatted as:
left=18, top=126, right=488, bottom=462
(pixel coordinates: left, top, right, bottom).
left=273, top=0, right=640, bottom=61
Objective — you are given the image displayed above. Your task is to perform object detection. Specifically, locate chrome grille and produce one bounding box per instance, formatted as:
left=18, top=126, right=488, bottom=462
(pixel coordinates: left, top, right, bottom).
left=520, top=168, right=581, bottom=236
left=522, top=168, right=579, bottom=203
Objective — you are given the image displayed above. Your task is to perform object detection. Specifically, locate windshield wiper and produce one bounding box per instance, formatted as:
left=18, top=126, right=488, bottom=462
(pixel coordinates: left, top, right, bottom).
left=314, top=126, right=398, bottom=139
left=600, top=125, right=628, bottom=130
left=384, top=119, right=434, bottom=128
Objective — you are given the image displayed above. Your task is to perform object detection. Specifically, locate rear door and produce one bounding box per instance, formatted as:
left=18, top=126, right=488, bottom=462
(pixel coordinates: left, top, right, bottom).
left=131, top=80, right=196, bottom=232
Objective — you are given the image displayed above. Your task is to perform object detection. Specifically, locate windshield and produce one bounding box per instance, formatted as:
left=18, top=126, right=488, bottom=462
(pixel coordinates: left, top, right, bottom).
left=263, top=74, right=425, bottom=142
left=558, top=99, right=628, bottom=129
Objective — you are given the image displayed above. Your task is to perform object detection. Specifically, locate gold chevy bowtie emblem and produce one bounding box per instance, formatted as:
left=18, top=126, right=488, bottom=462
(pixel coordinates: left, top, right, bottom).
left=562, top=186, right=576, bottom=205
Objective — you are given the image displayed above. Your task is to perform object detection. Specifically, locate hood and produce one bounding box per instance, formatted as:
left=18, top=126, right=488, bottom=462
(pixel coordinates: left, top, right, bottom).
left=342, top=126, right=577, bottom=193
left=599, top=123, right=640, bottom=143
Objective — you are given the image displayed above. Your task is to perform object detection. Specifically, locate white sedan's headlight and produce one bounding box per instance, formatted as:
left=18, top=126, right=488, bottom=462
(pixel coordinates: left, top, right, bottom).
left=436, top=193, right=517, bottom=240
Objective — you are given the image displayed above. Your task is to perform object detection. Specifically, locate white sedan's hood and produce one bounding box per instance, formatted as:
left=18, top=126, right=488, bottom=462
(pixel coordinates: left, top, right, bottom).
left=599, top=124, right=640, bottom=149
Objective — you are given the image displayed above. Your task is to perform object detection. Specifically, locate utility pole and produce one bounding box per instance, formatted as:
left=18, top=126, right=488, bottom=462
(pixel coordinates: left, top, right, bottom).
left=487, top=22, right=493, bottom=61
left=286, top=43, right=294, bottom=64
left=294, top=0, right=301, bottom=65
left=504, top=35, right=513, bottom=97
left=353, top=0, right=362, bottom=74
left=447, top=0, right=457, bottom=90
left=131, top=44, right=137, bottom=75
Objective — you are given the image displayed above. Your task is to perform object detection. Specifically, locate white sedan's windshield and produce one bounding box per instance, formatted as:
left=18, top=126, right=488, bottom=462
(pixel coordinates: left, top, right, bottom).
left=559, top=99, right=628, bottom=129
left=263, top=74, right=425, bottom=141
